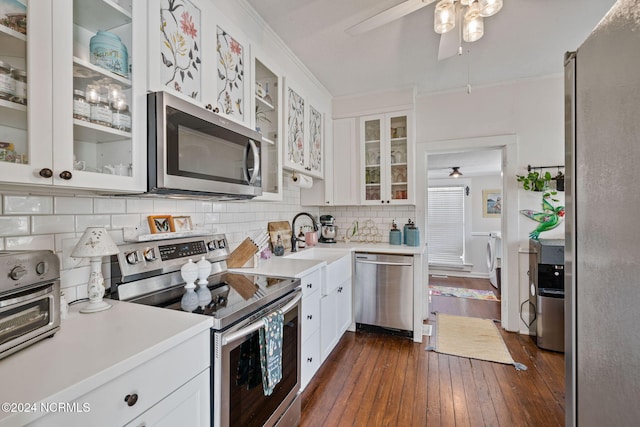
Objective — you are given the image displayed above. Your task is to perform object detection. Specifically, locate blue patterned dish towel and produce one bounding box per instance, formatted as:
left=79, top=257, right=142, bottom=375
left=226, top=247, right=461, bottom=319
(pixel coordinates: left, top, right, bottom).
left=259, top=309, right=284, bottom=396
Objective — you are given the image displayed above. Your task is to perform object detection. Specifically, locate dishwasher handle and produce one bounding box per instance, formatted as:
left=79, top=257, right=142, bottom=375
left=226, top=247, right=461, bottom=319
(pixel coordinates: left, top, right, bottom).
left=355, top=259, right=413, bottom=267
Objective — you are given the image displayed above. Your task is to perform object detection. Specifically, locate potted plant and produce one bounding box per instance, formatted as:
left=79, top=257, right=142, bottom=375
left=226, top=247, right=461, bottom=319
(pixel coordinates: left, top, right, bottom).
left=553, top=171, right=565, bottom=191
left=516, top=171, right=553, bottom=192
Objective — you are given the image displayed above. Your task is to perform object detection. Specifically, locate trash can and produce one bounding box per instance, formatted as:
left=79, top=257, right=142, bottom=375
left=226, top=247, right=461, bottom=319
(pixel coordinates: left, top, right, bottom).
left=536, top=288, right=565, bottom=352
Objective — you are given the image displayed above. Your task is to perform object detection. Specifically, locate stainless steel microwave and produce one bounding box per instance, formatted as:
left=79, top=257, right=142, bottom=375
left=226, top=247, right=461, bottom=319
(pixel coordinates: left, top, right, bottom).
left=147, top=91, right=263, bottom=199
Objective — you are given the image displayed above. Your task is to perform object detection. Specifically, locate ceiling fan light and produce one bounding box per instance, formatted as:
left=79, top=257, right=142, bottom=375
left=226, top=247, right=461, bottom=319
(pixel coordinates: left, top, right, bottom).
left=463, top=3, right=484, bottom=42
left=434, top=0, right=456, bottom=34
left=478, top=0, right=503, bottom=17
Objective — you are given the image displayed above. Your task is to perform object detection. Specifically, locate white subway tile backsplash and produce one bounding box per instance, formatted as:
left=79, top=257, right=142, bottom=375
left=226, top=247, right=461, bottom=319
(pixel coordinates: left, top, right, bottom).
left=54, top=197, right=93, bottom=214
left=153, top=199, right=177, bottom=212
left=61, top=237, right=88, bottom=270
left=176, top=200, right=196, bottom=212
left=54, top=232, right=77, bottom=253
left=126, top=199, right=154, bottom=213
left=75, top=215, right=111, bottom=231
left=5, top=234, right=55, bottom=250
left=94, top=198, right=126, bottom=214
left=32, top=215, right=75, bottom=234
left=111, top=214, right=142, bottom=230
left=4, top=195, right=53, bottom=214
left=0, top=216, right=29, bottom=236
left=61, top=264, right=91, bottom=288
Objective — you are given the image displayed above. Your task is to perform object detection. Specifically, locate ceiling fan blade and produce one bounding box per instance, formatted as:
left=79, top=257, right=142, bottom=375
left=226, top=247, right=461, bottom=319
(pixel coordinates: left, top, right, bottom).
left=438, top=29, right=460, bottom=60
left=346, top=0, right=436, bottom=36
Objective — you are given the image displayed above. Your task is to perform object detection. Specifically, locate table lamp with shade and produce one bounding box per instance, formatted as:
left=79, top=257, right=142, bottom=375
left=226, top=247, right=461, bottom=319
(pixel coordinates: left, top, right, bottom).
left=71, top=227, right=119, bottom=314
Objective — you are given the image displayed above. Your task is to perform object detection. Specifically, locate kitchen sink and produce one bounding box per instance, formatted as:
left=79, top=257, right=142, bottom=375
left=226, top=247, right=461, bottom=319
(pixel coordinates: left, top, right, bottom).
left=285, top=248, right=351, bottom=264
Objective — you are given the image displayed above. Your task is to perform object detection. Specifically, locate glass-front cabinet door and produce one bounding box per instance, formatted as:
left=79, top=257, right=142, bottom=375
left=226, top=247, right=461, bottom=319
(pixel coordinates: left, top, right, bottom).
left=360, top=111, right=413, bottom=205
left=0, top=1, right=54, bottom=185
left=51, top=0, right=146, bottom=191
left=253, top=56, right=282, bottom=200
left=363, top=116, right=382, bottom=202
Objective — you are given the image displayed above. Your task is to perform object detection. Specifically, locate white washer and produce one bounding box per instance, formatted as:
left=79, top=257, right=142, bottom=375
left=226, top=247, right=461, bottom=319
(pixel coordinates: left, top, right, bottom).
left=487, top=231, right=502, bottom=288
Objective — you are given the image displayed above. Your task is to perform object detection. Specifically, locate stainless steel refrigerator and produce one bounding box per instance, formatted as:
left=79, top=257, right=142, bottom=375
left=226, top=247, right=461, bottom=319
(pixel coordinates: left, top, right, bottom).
left=565, top=0, right=640, bottom=425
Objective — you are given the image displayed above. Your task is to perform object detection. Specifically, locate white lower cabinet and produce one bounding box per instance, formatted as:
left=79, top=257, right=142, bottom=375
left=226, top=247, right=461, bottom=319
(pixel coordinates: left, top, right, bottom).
left=320, top=279, right=352, bottom=361
left=300, top=268, right=322, bottom=390
left=125, top=369, right=210, bottom=427
left=29, top=331, right=210, bottom=427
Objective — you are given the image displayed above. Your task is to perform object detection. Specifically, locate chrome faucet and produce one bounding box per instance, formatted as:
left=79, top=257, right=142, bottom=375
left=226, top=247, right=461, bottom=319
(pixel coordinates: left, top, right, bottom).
left=291, top=212, right=318, bottom=252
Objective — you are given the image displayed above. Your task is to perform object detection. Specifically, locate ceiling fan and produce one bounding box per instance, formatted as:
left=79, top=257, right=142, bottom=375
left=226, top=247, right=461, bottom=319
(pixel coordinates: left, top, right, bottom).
left=346, top=0, right=502, bottom=60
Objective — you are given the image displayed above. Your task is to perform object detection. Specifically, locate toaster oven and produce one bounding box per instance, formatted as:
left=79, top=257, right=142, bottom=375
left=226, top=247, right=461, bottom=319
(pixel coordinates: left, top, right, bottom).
left=0, top=250, right=60, bottom=360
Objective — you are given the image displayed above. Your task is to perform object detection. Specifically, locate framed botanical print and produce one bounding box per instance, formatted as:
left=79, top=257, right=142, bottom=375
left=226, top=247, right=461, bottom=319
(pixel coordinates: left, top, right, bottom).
left=216, top=26, right=244, bottom=120
left=483, top=189, right=502, bottom=218
left=285, top=81, right=305, bottom=167
left=159, top=0, right=202, bottom=100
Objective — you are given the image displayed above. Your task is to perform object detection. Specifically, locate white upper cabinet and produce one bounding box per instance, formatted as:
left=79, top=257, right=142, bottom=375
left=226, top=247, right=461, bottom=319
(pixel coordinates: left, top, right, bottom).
left=0, top=0, right=146, bottom=191
left=360, top=111, right=414, bottom=205
left=283, top=79, right=324, bottom=179
left=0, top=1, right=52, bottom=186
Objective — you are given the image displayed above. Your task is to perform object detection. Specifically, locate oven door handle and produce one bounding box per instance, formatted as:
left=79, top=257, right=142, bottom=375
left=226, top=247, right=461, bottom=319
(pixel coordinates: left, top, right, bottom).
left=0, top=285, right=54, bottom=309
left=221, top=291, right=302, bottom=346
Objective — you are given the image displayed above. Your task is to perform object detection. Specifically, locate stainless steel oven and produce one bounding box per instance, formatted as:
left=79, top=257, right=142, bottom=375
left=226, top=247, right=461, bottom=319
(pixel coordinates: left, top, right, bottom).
left=214, top=288, right=301, bottom=427
left=109, top=234, right=302, bottom=427
left=0, top=250, right=60, bottom=360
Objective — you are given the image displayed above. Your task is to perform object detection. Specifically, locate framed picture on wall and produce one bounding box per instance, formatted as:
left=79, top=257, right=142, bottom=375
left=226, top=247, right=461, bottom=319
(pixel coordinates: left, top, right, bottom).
left=148, top=215, right=174, bottom=233
left=483, top=189, right=502, bottom=218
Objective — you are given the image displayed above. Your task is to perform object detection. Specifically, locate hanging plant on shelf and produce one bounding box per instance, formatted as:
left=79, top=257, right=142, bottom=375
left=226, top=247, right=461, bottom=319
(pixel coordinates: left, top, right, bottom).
left=516, top=171, right=553, bottom=192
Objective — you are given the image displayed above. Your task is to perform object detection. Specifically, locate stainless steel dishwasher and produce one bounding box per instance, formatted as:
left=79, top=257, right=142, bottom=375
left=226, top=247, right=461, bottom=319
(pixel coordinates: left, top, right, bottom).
left=354, top=252, right=413, bottom=337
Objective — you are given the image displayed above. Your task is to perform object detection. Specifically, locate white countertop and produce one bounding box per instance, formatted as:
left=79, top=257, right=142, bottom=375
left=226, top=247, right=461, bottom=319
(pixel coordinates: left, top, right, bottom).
left=0, top=300, right=213, bottom=426
left=313, top=241, right=426, bottom=255
left=228, top=242, right=424, bottom=278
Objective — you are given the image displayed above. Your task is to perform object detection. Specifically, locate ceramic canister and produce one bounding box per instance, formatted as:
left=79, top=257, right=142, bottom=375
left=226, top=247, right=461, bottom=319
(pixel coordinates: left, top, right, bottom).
left=406, top=227, right=420, bottom=247
left=90, top=31, right=129, bottom=78
left=389, top=229, right=402, bottom=245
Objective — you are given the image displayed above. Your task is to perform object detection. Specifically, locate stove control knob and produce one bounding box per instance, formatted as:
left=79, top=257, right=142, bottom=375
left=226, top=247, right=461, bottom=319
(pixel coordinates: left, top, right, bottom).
left=36, top=261, right=48, bottom=275
left=143, top=248, right=157, bottom=262
left=217, top=239, right=226, bottom=249
left=9, top=266, right=27, bottom=281
left=125, top=251, right=141, bottom=265
left=207, top=241, right=217, bottom=251
left=216, top=295, right=227, bottom=306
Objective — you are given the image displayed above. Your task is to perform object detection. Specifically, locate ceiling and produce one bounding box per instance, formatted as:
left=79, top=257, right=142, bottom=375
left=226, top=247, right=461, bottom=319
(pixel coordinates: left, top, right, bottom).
left=247, top=0, right=616, bottom=97
left=427, top=148, right=502, bottom=179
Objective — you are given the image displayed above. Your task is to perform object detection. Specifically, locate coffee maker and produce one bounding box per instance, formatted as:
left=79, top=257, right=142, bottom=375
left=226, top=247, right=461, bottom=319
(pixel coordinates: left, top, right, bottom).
left=319, top=215, right=337, bottom=243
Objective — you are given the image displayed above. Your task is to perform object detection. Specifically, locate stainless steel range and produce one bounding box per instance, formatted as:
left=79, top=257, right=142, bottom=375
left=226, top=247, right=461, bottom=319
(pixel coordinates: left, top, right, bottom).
left=0, top=250, right=60, bottom=360
left=108, top=234, right=302, bottom=427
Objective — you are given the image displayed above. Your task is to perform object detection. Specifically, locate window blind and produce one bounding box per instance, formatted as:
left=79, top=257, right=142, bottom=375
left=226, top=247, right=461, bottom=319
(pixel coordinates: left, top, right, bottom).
left=428, top=186, right=465, bottom=265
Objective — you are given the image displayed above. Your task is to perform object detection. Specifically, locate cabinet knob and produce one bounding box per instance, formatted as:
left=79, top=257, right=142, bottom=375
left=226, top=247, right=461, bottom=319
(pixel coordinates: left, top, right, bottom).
left=59, top=170, right=73, bottom=180
left=307, top=314, right=313, bottom=320
left=124, top=393, right=139, bottom=407
left=306, top=283, right=313, bottom=288
left=38, top=168, right=53, bottom=178
left=386, top=200, right=390, bottom=204
left=338, top=287, right=343, bottom=293
left=307, top=357, right=313, bottom=363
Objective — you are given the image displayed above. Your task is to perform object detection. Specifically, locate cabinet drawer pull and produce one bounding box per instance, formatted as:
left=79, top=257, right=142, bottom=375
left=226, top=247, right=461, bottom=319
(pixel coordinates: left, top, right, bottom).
left=307, top=357, right=313, bottom=363
left=307, top=314, right=313, bottom=320
left=338, top=287, right=343, bottom=293
left=124, top=393, right=139, bottom=407
left=59, top=170, right=73, bottom=180
left=306, top=283, right=313, bottom=288
left=38, top=168, right=53, bottom=178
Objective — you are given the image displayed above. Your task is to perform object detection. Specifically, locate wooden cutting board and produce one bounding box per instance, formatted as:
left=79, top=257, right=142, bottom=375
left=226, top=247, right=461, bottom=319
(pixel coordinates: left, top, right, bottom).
left=267, top=221, right=292, bottom=251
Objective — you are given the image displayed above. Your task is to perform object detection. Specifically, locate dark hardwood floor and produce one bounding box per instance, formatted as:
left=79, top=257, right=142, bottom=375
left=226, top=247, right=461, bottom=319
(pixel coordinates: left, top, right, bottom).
left=300, top=275, right=565, bottom=426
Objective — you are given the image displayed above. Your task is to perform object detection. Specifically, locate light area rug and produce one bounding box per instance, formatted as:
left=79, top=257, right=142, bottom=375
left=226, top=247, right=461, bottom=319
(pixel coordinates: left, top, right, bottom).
left=429, top=285, right=499, bottom=301
left=426, top=313, right=527, bottom=370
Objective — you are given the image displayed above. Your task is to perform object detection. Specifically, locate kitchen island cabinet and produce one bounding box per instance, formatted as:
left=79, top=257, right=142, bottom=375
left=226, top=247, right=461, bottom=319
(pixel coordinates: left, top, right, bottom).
left=0, top=300, right=213, bottom=427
